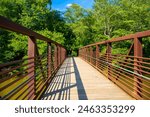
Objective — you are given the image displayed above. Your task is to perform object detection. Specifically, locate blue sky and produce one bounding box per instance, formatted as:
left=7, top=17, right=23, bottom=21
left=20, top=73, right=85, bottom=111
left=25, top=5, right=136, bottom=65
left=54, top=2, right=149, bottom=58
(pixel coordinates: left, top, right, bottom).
left=52, top=0, right=94, bottom=11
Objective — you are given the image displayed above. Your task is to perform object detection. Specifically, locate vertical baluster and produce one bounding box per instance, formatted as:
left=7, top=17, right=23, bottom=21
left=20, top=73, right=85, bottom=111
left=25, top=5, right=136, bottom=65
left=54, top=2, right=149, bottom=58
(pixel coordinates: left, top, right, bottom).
left=57, top=46, right=59, bottom=66
left=107, top=43, right=112, bottom=80
left=86, top=48, right=87, bottom=61
left=84, top=48, right=86, bottom=60
left=134, top=37, right=143, bottom=99
left=90, top=47, right=92, bottom=64
left=59, top=46, right=61, bottom=65
left=60, top=47, right=62, bottom=64
left=62, top=48, right=64, bottom=62
left=83, top=48, right=84, bottom=58
left=47, top=42, right=51, bottom=79
left=28, top=36, right=36, bottom=99
left=57, top=46, right=59, bottom=67
left=96, top=45, right=99, bottom=68
left=54, top=45, right=57, bottom=70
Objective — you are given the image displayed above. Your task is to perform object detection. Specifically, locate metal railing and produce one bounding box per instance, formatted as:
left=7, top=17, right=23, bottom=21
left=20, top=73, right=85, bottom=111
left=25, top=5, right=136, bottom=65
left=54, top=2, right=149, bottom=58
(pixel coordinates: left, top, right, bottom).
left=0, top=16, right=67, bottom=100
left=79, top=30, right=150, bottom=100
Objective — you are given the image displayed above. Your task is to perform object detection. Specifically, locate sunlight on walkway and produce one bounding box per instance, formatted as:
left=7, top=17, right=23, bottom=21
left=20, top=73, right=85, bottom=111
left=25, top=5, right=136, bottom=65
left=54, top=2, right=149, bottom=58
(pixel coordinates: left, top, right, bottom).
left=41, top=57, right=134, bottom=100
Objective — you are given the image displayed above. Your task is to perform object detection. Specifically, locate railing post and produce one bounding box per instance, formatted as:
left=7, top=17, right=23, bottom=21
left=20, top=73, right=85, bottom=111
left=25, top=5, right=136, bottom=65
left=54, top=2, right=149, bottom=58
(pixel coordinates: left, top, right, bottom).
left=84, top=48, right=86, bottom=60
left=84, top=48, right=85, bottom=60
left=62, top=48, right=64, bottom=61
left=134, top=37, right=142, bottom=98
left=59, top=46, right=61, bottom=65
left=87, top=47, right=89, bottom=61
left=90, top=47, right=92, bottom=63
left=59, top=47, right=61, bottom=65
left=86, top=48, right=87, bottom=60
left=79, top=49, right=80, bottom=57
left=83, top=48, right=86, bottom=60
left=54, top=45, right=57, bottom=70
left=82, top=49, right=83, bottom=58
left=81, top=49, right=82, bottom=57
left=59, top=46, right=60, bottom=66
left=60, top=47, right=62, bottom=64
left=85, top=48, right=87, bottom=61
left=47, top=42, right=51, bottom=79
left=28, top=36, right=36, bottom=99
left=107, top=43, right=112, bottom=80
left=57, top=46, right=59, bottom=66
left=64, top=48, right=66, bottom=60
left=96, top=45, right=99, bottom=68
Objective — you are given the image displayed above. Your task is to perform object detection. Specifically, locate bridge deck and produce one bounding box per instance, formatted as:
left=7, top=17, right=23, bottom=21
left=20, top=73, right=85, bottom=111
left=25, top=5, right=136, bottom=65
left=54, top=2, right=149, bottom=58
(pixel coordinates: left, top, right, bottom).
left=41, top=57, right=134, bottom=100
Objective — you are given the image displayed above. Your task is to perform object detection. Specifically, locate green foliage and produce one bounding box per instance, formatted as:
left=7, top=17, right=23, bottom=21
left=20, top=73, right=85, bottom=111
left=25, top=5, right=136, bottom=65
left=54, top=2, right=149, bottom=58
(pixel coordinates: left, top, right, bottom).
left=9, top=33, right=27, bottom=59
left=0, top=0, right=150, bottom=62
left=0, top=0, right=73, bottom=62
left=0, top=0, right=23, bottom=22
left=64, top=0, right=150, bottom=56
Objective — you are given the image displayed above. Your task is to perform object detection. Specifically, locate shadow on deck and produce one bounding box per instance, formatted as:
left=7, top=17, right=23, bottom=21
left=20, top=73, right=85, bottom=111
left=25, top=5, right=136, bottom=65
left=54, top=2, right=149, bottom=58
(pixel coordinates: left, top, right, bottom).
left=41, top=57, right=88, bottom=100
left=41, top=57, right=134, bottom=100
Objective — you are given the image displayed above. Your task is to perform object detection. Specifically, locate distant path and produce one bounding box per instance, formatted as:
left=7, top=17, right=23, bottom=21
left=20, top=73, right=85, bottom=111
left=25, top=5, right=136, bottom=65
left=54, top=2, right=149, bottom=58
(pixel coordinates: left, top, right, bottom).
left=41, top=57, right=134, bottom=100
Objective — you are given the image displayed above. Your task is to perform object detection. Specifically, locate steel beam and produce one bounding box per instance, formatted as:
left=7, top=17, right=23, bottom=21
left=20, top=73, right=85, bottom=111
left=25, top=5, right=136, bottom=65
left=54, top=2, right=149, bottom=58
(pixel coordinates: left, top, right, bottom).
left=28, top=36, right=36, bottom=100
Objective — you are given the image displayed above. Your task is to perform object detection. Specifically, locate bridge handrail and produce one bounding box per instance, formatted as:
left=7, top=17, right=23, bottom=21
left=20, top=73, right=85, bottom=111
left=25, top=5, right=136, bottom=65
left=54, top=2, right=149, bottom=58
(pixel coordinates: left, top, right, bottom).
left=79, top=30, right=150, bottom=100
left=0, top=16, right=64, bottom=47
left=80, top=30, right=150, bottom=48
left=0, top=16, right=67, bottom=100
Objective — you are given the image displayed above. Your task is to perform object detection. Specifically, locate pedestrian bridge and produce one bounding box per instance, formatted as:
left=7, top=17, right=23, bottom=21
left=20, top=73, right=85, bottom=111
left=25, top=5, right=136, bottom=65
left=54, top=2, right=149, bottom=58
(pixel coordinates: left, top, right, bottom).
left=0, top=16, right=150, bottom=100
left=41, top=57, right=133, bottom=100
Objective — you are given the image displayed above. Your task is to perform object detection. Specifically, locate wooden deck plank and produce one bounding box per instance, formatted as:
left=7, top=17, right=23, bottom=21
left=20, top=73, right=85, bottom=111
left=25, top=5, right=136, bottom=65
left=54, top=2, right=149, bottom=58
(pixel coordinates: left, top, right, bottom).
left=41, top=57, right=134, bottom=100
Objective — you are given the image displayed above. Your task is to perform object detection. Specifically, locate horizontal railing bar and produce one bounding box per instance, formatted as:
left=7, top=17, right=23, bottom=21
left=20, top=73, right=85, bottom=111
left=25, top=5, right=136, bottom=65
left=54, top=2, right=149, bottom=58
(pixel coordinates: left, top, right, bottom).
left=36, top=68, right=48, bottom=83
left=108, top=74, right=138, bottom=98
left=96, top=57, right=150, bottom=84
left=15, top=82, right=34, bottom=100
left=0, top=69, right=34, bottom=92
left=105, top=56, right=150, bottom=72
left=0, top=63, right=47, bottom=99
left=109, top=71, right=134, bottom=90
left=105, top=54, right=150, bottom=61
left=0, top=57, right=34, bottom=68
left=23, top=88, right=35, bottom=100
left=0, top=61, right=35, bottom=76
left=109, top=55, right=150, bottom=66
left=110, top=72, right=150, bottom=100
left=1, top=75, right=34, bottom=99
left=0, top=16, right=64, bottom=48
left=110, top=67, right=150, bottom=90
left=117, top=60, right=150, bottom=71
left=117, top=62, right=150, bottom=75
left=97, top=64, right=107, bottom=70
left=80, top=30, right=150, bottom=48
left=0, top=55, right=47, bottom=81
left=111, top=63, right=150, bottom=83
left=80, top=53, right=150, bottom=80
left=0, top=55, right=45, bottom=68
left=36, top=79, right=45, bottom=92
left=0, top=65, right=35, bottom=83
left=110, top=65, right=150, bottom=87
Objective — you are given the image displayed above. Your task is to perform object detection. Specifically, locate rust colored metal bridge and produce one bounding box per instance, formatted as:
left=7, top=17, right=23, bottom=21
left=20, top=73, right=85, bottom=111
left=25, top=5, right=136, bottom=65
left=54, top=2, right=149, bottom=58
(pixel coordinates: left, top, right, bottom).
left=0, top=16, right=150, bottom=100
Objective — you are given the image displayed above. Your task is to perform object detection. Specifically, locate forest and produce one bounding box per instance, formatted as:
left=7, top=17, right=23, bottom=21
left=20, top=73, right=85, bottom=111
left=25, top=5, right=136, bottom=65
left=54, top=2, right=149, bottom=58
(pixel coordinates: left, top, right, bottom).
left=0, top=0, right=150, bottom=64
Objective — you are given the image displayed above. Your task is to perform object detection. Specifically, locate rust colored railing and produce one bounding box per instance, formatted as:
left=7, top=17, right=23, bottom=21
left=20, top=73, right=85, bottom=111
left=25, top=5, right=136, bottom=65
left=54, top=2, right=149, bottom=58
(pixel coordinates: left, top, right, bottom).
left=79, top=30, right=150, bottom=100
left=0, top=16, right=67, bottom=100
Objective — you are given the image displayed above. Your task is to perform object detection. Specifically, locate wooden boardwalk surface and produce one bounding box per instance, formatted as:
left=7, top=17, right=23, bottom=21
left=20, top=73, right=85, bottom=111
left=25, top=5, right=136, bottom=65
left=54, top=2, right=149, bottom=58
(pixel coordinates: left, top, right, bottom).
left=41, top=57, right=134, bottom=100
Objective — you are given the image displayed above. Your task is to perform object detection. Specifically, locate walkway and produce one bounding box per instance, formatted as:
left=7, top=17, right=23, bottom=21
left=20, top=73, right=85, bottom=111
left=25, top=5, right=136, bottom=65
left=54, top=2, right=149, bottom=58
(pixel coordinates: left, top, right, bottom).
left=41, top=57, right=134, bottom=100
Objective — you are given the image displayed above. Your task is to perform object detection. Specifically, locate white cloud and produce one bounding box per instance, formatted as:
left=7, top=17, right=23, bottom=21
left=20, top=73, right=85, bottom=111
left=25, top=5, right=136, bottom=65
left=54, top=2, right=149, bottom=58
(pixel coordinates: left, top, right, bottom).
left=66, top=3, right=72, bottom=8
